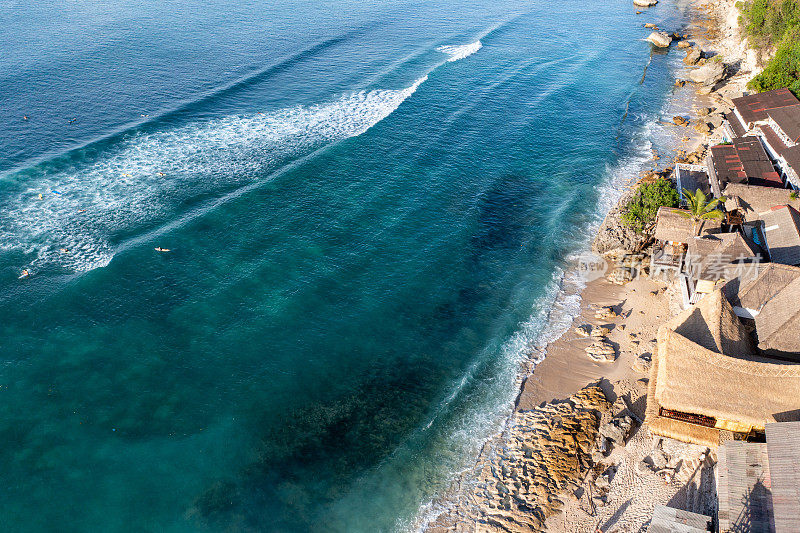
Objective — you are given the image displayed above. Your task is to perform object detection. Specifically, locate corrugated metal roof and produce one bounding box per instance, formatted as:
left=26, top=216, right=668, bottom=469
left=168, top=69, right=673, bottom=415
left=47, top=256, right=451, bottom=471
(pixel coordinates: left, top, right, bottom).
left=648, top=505, right=710, bottom=532
left=717, top=441, right=772, bottom=533
left=733, top=88, right=800, bottom=126
left=762, top=205, right=800, bottom=266
left=769, top=105, right=800, bottom=143
left=765, top=422, right=800, bottom=533
left=709, top=138, right=783, bottom=189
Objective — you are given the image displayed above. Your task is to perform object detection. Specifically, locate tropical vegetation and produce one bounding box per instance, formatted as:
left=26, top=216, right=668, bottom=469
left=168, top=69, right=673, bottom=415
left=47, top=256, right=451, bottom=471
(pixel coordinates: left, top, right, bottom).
left=621, top=178, right=680, bottom=233
left=738, top=0, right=800, bottom=97
left=679, top=189, right=726, bottom=235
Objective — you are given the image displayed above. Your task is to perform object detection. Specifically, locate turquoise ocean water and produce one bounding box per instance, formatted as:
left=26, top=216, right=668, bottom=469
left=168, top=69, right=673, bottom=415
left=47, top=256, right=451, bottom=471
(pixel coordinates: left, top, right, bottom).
left=1, top=0, right=692, bottom=530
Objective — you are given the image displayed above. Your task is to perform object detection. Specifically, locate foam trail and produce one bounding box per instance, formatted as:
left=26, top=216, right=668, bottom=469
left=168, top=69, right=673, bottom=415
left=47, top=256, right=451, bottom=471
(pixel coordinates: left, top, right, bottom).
left=0, top=77, right=427, bottom=273
left=436, top=41, right=482, bottom=62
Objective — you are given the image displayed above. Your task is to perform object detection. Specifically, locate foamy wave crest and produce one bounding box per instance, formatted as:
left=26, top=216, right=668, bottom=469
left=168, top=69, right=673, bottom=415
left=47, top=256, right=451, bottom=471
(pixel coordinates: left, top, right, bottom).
left=0, top=77, right=427, bottom=273
left=436, top=41, right=482, bottom=62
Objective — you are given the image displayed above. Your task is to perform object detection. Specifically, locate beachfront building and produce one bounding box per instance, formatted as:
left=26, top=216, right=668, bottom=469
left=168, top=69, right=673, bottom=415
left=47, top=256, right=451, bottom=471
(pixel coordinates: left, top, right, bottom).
left=755, top=104, right=800, bottom=190
left=716, top=422, right=800, bottom=533
left=683, top=231, right=761, bottom=304
left=706, top=137, right=784, bottom=197
left=650, top=207, right=720, bottom=278
left=722, top=262, right=800, bottom=356
left=725, top=87, right=800, bottom=137
left=645, top=289, right=800, bottom=447
left=674, top=163, right=710, bottom=206
left=723, top=183, right=800, bottom=223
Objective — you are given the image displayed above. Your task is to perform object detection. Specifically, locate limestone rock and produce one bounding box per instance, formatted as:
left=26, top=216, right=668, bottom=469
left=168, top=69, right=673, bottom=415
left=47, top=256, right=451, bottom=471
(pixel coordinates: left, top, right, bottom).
left=694, top=120, right=712, bottom=135
left=689, top=60, right=725, bottom=86
left=609, top=266, right=635, bottom=284
left=644, top=23, right=657, bottom=29
left=594, top=306, right=618, bottom=320
left=646, top=31, right=671, bottom=48
left=673, top=116, right=689, bottom=126
left=677, top=40, right=692, bottom=49
left=585, top=340, right=616, bottom=362
left=633, top=353, right=652, bottom=372
left=683, top=47, right=702, bottom=65
left=697, top=106, right=712, bottom=116
left=633, top=0, right=658, bottom=6
left=675, top=79, right=686, bottom=88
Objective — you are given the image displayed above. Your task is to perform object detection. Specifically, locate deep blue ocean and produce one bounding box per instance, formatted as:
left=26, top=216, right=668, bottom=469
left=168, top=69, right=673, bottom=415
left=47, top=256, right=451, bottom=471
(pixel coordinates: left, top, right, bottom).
left=0, top=0, right=692, bottom=530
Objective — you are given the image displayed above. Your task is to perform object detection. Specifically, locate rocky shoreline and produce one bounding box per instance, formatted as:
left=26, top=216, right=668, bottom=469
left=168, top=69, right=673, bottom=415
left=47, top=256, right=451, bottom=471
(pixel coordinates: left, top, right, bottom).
left=423, top=0, right=754, bottom=530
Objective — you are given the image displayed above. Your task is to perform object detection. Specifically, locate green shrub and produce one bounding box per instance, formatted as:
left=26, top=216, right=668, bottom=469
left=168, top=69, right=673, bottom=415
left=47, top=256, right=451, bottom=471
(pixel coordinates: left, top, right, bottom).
left=621, top=178, right=680, bottom=233
left=739, top=0, right=800, bottom=47
left=748, top=32, right=800, bottom=97
left=791, top=189, right=799, bottom=199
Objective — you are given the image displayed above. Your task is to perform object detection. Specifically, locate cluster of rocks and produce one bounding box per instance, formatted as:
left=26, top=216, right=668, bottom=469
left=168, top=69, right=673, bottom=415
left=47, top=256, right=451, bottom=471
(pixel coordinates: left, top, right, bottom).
left=635, top=440, right=709, bottom=484
left=467, top=384, right=612, bottom=532
left=633, top=0, right=658, bottom=7
left=574, top=305, right=624, bottom=362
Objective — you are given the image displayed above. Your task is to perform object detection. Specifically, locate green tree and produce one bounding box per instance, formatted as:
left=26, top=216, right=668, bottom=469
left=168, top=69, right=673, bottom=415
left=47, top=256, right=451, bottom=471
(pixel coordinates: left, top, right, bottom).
left=621, top=178, right=680, bottom=233
left=679, top=189, right=725, bottom=235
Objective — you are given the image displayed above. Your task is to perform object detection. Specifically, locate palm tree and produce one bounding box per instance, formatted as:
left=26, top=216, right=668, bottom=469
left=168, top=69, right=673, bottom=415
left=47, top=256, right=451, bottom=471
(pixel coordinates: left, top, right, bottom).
left=680, top=188, right=725, bottom=235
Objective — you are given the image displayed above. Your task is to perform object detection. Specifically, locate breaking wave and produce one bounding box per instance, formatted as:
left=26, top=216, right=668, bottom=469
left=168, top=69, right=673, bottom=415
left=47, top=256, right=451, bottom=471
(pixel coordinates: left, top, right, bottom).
left=436, top=41, right=482, bottom=62
left=0, top=77, right=427, bottom=273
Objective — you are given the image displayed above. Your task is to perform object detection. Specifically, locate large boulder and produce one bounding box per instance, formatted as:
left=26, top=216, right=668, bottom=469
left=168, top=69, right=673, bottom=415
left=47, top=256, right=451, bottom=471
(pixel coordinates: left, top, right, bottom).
left=689, top=60, right=725, bottom=86
left=647, top=31, right=672, bottom=48
left=585, top=340, right=616, bottom=362
left=634, top=0, right=658, bottom=6
left=683, top=47, right=702, bottom=65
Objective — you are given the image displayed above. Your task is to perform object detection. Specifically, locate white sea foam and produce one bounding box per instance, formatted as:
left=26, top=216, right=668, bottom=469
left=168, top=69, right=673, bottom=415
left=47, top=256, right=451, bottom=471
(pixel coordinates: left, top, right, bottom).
left=436, top=41, right=482, bottom=62
left=0, top=77, right=427, bottom=273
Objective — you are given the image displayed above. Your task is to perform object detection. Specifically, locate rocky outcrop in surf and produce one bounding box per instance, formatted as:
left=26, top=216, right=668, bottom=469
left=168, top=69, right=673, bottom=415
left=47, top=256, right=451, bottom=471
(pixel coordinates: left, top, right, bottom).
left=432, top=384, right=612, bottom=532
left=647, top=31, right=672, bottom=48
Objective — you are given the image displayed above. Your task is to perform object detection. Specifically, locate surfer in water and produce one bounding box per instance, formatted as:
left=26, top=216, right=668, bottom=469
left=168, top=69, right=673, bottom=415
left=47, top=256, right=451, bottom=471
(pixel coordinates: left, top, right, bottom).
left=19, top=269, right=30, bottom=279
left=155, top=247, right=170, bottom=252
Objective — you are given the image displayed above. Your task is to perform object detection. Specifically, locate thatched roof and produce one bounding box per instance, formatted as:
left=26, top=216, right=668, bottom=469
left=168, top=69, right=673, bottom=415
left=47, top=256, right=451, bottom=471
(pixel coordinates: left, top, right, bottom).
left=723, top=183, right=800, bottom=222
left=686, top=232, right=761, bottom=280
left=646, top=288, right=800, bottom=444
left=661, top=289, right=755, bottom=355
left=761, top=205, right=800, bottom=266
left=654, top=328, right=800, bottom=429
left=753, top=277, right=800, bottom=355
left=645, top=346, right=721, bottom=447
left=723, top=262, right=800, bottom=356
left=654, top=207, right=719, bottom=243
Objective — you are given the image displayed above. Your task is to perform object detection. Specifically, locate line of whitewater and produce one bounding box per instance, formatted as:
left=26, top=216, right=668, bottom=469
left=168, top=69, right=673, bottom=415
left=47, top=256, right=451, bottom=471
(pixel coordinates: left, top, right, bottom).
left=1, top=37, right=487, bottom=277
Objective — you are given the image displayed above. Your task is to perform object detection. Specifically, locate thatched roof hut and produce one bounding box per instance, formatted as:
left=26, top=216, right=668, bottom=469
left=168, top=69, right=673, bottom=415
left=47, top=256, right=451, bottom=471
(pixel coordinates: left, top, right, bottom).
left=646, top=289, right=800, bottom=446
left=653, top=207, right=719, bottom=244
left=765, top=422, right=800, bottom=532
left=723, top=183, right=800, bottom=223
